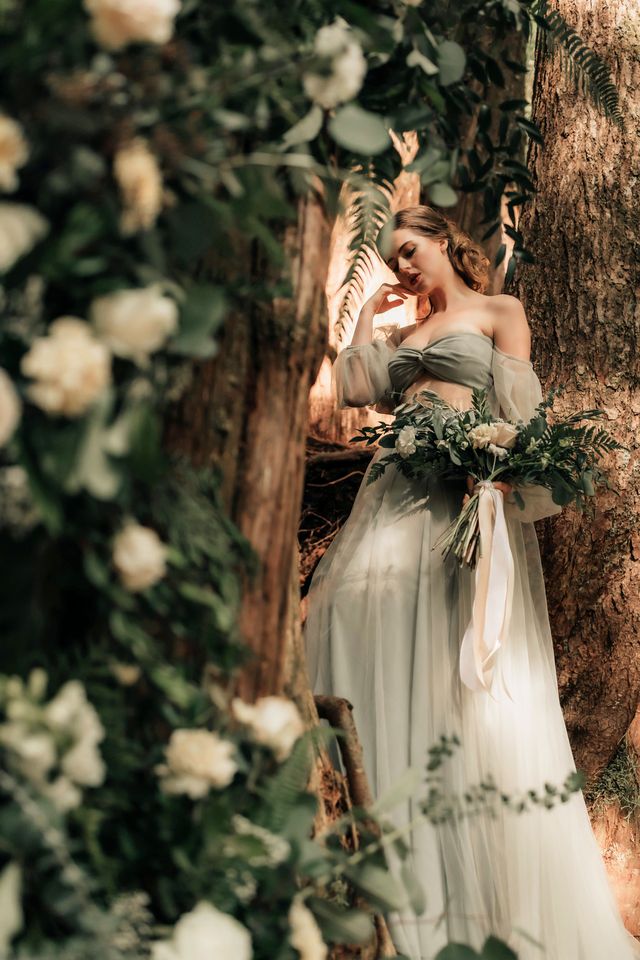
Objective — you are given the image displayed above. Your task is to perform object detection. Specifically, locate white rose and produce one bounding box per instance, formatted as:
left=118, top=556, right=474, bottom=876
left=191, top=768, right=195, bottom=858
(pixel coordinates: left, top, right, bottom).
left=150, top=901, right=252, bottom=960
left=20, top=317, right=111, bottom=417
left=0, top=203, right=48, bottom=273
left=231, top=696, right=305, bottom=762
left=491, top=421, right=519, bottom=449
left=44, top=680, right=87, bottom=729
left=112, top=521, right=168, bottom=591
left=0, top=115, right=28, bottom=192
left=467, top=423, right=496, bottom=449
left=83, top=0, right=181, bottom=51
left=62, top=736, right=106, bottom=787
left=395, top=425, right=418, bottom=458
left=0, top=368, right=21, bottom=445
left=158, top=729, right=238, bottom=798
left=113, top=139, right=163, bottom=235
left=43, top=776, right=83, bottom=813
left=91, top=285, right=178, bottom=366
left=288, top=898, right=327, bottom=960
left=303, top=18, right=367, bottom=109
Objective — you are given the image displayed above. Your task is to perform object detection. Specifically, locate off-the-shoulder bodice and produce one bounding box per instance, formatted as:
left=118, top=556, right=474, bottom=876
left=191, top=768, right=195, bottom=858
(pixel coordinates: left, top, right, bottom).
left=387, top=331, right=495, bottom=394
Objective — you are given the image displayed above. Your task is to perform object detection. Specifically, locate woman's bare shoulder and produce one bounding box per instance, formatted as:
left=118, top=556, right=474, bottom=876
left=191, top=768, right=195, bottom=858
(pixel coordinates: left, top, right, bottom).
left=487, top=294, right=531, bottom=360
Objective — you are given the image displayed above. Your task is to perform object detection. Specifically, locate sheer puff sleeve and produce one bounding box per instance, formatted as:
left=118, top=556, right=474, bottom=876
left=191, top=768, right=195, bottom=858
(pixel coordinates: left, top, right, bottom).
left=487, top=344, right=563, bottom=524
left=331, top=322, right=402, bottom=415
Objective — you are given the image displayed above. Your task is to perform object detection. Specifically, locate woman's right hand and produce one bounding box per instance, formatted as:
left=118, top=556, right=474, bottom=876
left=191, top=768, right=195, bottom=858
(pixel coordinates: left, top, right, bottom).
left=363, top=282, right=413, bottom=316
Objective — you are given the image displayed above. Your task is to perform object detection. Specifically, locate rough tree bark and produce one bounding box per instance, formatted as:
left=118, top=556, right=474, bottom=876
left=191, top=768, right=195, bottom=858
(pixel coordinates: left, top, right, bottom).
left=165, top=185, right=332, bottom=706
left=515, top=2, right=640, bottom=931
left=516, top=0, right=640, bottom=780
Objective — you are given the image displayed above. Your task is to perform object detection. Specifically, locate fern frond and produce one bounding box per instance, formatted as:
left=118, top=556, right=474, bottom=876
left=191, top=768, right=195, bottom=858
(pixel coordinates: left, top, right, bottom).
left=532, top=0, right=623, bottom=125
left=335, top=162, right=394, bottom=339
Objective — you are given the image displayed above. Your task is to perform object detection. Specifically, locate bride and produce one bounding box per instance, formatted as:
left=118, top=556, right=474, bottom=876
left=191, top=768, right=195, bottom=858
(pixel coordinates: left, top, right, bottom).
left=303, top=206, right=640, bottom=960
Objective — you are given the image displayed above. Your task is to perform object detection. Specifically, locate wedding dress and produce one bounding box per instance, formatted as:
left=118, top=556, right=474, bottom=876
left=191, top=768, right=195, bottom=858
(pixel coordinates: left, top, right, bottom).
left=303, top=323, right=640, bottom=960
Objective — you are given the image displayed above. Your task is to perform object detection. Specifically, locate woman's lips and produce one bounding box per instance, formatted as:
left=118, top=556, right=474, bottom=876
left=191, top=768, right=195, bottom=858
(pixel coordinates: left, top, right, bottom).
left=409, top=273, right=421, bottom=287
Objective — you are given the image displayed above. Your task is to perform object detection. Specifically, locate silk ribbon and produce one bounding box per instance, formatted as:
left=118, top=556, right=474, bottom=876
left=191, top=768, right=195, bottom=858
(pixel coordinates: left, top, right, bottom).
left=459, top=480, right=515, bottom=702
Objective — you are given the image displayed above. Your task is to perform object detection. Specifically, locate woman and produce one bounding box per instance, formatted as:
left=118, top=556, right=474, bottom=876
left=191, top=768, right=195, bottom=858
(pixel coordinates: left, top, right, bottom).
left=303, top=206, right=640, bottom=960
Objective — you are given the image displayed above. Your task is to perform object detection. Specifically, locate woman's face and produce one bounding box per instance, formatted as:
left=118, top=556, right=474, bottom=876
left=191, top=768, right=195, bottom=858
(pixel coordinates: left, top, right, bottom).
left=384, top=228, right=447, bottom=294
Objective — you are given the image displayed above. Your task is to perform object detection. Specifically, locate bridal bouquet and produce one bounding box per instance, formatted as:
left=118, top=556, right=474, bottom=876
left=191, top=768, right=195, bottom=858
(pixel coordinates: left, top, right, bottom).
left=350, top=386, right=623, bottom=570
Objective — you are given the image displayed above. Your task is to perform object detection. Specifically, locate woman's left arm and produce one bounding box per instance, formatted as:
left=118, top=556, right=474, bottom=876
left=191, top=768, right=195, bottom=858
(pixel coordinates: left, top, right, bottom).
left=488, top=296, right=563, bottom=523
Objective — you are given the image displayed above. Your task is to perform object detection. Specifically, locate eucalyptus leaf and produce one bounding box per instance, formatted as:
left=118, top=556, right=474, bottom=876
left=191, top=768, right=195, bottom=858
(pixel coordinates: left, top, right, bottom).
left=328, top=105, right=391, bottom=155
left=170, top=285, right=226, bottom=357
left=401, top=860, right=427, bottom=915
left=434, top=944, right=479, bottom=959
left=307, top=897, right=374, bottom=944
left=343, top=862, right=408, bottom=910
left=281, top=105, right=324, bottom=147
left=407, top=48, right=439, bottom=75
left=480, top=934, right=518, bottom=959
left=437, top=41, right=466, bottom=85
left=427, top=182, right=458, bottom=207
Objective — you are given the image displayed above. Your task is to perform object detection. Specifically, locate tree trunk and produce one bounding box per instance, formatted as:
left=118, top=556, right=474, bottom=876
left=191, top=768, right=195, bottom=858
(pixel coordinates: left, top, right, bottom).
left=516, top=2, right=640, bottom=930
left=165, top=184, right=332, bottom=705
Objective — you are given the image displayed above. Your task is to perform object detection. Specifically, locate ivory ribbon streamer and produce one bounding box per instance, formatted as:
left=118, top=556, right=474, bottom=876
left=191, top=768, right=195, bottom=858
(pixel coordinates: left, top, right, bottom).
left=459, top=480, right=515, bottom=702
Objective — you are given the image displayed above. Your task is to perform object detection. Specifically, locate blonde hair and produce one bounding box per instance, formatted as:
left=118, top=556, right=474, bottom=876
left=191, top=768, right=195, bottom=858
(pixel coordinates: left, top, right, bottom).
left=376, top=206, right=491, bottom=313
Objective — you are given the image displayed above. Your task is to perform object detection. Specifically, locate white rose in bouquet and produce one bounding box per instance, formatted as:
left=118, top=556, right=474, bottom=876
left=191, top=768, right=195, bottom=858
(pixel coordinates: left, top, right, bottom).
left=288, top=897, right=328, bottom=960
left=157, top=729, right=238, bottom=798
left=91, top=285, right=178, bottom=366
left=83, top=0, right=181, bottom=51
left=151, top=901, right=252, bottom=960
left=467, top=423, right=495, bottom=449
left=113, top=139, right=163, bottom=235
left=395, top=424, right=418, bottom=458
left=0, top=115, right=28, bottom=192
left=112, top=521, right=168, bottom=592
left=0, top=368, right=21, bottom=445
left=20, top=317, right=111, bottom=417
left=231, top=695, right=305, bottom=762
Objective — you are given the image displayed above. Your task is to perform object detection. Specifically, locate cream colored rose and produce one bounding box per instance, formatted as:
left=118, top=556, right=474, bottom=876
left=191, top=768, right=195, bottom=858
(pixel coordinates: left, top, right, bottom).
left=0, top=368, right=21, bottom=445
left=91, top=285, right=178, bottom=366
left=231, top=695, right=305, bottom=762
left=0, top=115, right=28, bottom=193
left=113, top=139, right=163, bottom=235
left=20, top=317, right=111, bottom=417
left=467, top=423, right=495, bottom=449
left=288, top=897, right=328, bottom=960
left=61, top=735, right=106, bottom=787
left=43, top=776, right=83, bottom=813
left=157, top=729, right=238, bottom=798
left=303, top=18, right=367, bottom=109
left=491, top=421, right=519, bottom=449
left=395, top=424, right=418, bottom=458
left=150, top=901, right=252, bottom=960
left=112, top=521, right=168, bottom=591
left=84, top=0, right=180, bottom=50
left=0, top=203, right=48, bottom=273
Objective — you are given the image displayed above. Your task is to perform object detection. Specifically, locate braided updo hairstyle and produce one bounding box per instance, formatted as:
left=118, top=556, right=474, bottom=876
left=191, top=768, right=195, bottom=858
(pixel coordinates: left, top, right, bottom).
left=376, top=205, right=491, bottom=318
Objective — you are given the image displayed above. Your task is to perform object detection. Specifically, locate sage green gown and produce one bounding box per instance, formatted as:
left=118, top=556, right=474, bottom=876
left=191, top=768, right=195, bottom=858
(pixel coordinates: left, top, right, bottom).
left=303, top=324, right=640, bottom=960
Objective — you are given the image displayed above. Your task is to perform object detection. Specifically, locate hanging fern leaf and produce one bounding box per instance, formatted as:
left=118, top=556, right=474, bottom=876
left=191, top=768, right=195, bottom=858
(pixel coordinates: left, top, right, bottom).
left=532, top=0, right=623, bottom=125
left=335, top=161, right=395, bottom=339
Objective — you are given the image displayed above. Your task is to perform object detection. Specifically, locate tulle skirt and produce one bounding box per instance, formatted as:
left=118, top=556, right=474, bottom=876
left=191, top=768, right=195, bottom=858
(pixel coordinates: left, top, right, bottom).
left=303, top=443, right=640, bottom=960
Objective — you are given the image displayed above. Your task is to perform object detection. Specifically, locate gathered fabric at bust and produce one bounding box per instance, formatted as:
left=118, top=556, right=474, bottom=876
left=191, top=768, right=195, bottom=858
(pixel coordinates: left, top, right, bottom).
left=387, top=330, right=495, bottom=395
